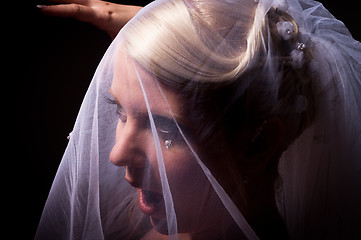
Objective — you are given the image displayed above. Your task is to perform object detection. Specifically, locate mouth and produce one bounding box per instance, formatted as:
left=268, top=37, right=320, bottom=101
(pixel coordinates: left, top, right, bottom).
left=138, top=188, right=164, bottom=216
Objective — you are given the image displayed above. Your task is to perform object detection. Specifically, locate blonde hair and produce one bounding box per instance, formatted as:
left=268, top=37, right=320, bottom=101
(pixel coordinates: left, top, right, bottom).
left=123, top=0, right=315, bottom=145
left=123, top=0, right=257, bottom=84
left=121, top=0, right=316, bottom=213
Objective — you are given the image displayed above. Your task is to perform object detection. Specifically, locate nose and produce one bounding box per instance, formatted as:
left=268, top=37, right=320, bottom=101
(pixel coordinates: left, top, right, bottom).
left=109, top=120, right=148, bottom=168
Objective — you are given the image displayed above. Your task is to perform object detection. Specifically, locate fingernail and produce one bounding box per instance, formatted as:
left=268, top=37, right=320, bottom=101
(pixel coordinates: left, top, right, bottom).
left=36, top=5, right=47, bottom=9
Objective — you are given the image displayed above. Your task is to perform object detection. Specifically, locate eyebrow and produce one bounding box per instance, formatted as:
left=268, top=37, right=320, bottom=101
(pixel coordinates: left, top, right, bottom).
left=108, top=88, right=120, bottom=104
left=153, top=114, right=178, bottom=128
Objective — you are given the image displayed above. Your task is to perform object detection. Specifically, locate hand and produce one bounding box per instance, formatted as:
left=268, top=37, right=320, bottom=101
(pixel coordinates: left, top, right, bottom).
left=37, top=0, right=142, bottom=39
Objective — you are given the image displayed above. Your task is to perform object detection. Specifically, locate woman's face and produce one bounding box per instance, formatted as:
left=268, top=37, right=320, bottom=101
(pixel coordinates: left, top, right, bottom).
left=108, top=50, right=231, bottom=236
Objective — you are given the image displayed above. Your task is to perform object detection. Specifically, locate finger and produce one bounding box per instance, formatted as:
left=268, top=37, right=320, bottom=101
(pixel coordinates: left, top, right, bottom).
left=38, top=4, right=96, bottom=23
left=46, top=0, right=90, bottom=5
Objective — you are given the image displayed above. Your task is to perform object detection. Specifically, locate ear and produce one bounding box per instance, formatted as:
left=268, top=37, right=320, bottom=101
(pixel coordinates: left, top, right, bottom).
left=239, top=117, right=285, bottom=174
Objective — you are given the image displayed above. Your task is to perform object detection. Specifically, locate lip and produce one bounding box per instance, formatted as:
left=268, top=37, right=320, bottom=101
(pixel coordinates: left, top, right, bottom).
left=124, top=176, right=164, bottom=216
left=138, top=188, right=164, bottom=216
left=138, top=189, right=155, bottom=215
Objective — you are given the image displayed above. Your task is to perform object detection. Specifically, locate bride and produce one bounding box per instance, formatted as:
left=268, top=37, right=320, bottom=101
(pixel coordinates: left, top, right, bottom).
left=36, top=0, right=361, bottom=239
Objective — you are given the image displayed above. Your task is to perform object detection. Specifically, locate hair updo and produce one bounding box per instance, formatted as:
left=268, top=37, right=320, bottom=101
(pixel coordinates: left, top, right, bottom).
left=122, top=0, right=317, bottom=189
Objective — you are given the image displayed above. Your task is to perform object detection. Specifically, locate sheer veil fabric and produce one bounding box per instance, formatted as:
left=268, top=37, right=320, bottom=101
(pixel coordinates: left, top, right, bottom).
left=35, top=0, right=361, bottom=239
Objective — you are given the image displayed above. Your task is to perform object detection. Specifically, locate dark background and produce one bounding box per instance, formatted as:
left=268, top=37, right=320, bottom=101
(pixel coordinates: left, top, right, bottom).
left=17, top=1, right=359, bottom=239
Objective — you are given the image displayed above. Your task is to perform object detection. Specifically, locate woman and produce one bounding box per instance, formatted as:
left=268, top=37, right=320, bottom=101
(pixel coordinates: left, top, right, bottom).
left=36, top=0, right=361, bottom=239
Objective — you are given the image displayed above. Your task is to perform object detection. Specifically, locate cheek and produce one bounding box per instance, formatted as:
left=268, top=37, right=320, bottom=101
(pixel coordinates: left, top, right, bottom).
left=162, top=149, right=216, bottom=229
left=163, top=149, right=205, bottom=192
left=148, top=146, right=204, bottom=189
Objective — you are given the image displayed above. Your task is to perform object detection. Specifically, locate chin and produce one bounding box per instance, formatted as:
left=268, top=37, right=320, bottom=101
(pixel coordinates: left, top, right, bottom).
left=150, top=216, right=169, bottom=235
left=151, top=216, right=192, bottom=237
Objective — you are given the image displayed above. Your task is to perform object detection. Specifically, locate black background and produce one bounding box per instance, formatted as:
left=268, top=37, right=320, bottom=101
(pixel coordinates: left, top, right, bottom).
left=16, top=1, right=359, bottom=238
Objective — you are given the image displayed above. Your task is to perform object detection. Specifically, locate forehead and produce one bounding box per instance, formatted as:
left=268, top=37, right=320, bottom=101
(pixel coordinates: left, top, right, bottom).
left=110, top=48, right=184, bottom=119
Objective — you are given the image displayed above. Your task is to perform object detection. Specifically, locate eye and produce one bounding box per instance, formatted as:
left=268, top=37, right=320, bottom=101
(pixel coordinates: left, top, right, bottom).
left=116, top=106, right=127, bottom=123
left=105, top=96, right=127, bottom=123
left=158, top=127, right=177, bottom=141
left=158, top=128, right=172, bottom=138
left=155, top=118, right=184, bottom=143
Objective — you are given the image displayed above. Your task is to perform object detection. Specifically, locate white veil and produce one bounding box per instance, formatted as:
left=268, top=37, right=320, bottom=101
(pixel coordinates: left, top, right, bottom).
left=275, top=1, right=361, bottom=238
left=270, top=1, right=361, bottom=239
left=35, top=0, right=361, bottom=239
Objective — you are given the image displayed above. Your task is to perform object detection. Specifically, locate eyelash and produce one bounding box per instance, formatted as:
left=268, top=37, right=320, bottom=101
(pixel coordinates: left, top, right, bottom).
left=157, top=128, right=171, bottom=139
left=104, top=96, right=117, bottom=105
left=117, top=108, right=127, bottom=123
left=105, top=96, right=185, bottom=143
left=105, top=96, right=127, bottom=122
left=156, top=122, right=184, bottom=143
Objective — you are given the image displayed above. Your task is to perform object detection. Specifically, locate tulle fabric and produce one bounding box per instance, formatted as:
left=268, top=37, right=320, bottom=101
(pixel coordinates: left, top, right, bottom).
left=275, top=1, right=361, bottom=238
left=35, top=0, right=361, bottom=239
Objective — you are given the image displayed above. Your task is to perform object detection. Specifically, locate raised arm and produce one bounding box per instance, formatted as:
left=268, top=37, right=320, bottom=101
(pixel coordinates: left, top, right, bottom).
left=37, top=0, right=142, bottom=39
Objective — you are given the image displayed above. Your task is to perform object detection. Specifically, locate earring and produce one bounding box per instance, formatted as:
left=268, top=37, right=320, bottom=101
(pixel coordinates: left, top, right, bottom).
left=165, top=140, right=173, bottom=149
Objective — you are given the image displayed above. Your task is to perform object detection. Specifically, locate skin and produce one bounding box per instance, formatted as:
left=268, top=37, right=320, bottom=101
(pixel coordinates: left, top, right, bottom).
left=108, top=48, right=289, bottom=239
left=108, top=48, right=233, bottom=239
left=40, top=1, right=290, bottom=238
left=37, top=0, right=142, bottom=39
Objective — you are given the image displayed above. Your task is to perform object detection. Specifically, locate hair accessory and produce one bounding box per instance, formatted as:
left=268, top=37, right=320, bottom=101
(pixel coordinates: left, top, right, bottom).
left=276, top=21, right=294, bottom=40
left=296, top=42, right=306, bottom=51
left=290, top=42, right=306, bottom=69
left=165, top=140, right=173, bottom=149
left=67, top=132, right=72, bottom=140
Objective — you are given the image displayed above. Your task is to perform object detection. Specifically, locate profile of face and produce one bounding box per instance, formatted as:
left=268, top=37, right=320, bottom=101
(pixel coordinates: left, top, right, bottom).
left=108, top=49, right=234, bottom=237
